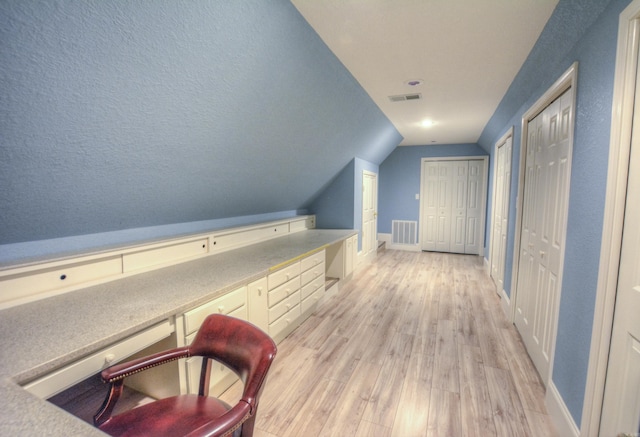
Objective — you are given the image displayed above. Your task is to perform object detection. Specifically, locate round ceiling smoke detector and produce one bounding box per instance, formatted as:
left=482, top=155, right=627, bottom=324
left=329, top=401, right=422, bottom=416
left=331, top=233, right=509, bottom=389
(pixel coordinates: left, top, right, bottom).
left=405, top=79, right=424, bottom=87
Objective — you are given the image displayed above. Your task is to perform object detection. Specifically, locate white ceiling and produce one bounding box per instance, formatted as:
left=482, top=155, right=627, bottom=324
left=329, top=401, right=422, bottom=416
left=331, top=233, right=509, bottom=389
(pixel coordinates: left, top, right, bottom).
left=291, top=0, right=559, bottom=146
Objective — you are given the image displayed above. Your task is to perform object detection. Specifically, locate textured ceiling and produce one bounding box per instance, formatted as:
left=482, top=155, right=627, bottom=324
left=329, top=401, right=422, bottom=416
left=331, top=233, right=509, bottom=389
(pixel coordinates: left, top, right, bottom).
left=291, top=0, right=559, bottom=145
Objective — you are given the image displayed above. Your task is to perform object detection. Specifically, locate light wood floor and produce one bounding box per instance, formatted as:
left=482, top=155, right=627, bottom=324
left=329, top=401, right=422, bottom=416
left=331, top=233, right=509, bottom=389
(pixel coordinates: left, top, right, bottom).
left=222, top=249, right=558, bottom=437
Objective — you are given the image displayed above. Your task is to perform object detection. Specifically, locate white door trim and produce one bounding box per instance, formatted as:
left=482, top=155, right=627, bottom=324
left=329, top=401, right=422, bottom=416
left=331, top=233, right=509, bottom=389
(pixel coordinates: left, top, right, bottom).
left=488, top=127, right=514, bottom=311
left=581, top=2, right=640, bottom=435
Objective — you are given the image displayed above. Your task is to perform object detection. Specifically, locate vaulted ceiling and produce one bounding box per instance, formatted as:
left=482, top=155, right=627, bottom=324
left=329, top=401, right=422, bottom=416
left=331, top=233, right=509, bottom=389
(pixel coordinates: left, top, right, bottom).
left=291, top=0, right=559, bottom=145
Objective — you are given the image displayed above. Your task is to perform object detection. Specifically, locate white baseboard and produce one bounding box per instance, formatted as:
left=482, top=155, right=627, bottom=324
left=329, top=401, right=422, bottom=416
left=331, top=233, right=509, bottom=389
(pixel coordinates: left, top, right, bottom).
left=500, top=288, right=511, bottom=319
left=545, top=380, right=579, bottom=437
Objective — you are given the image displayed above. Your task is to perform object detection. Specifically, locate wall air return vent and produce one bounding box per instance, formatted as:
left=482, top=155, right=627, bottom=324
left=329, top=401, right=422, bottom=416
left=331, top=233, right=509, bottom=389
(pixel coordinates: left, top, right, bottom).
left=388, top=93, right=422, bottom=102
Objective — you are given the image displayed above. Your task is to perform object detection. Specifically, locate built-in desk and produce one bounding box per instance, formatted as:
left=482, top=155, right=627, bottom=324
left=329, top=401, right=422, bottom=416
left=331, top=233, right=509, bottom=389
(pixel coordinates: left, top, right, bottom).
left=0, top=229, right=356, bottom=436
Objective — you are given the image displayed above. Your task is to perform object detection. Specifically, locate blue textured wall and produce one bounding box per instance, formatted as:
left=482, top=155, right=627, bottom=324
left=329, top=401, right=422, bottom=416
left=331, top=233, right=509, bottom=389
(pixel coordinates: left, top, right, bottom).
left=378, top=144, right=488, bottom=236
left=478, top=0, right=631, bottom=426
left=309, top=160, right=355, bottom=230
left=0, top=0, right=401, bottom=258
left=309, top=157, right=379, bottom=253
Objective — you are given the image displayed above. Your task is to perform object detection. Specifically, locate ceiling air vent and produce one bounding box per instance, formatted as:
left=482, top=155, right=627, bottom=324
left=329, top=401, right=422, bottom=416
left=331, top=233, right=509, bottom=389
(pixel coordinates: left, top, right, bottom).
left=388, top=93, right=422, bottom=102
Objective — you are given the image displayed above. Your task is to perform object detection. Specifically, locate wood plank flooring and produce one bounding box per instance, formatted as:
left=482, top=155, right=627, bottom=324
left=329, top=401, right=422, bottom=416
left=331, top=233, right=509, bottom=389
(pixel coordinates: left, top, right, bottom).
left=221, top=249, right=558, bottom=436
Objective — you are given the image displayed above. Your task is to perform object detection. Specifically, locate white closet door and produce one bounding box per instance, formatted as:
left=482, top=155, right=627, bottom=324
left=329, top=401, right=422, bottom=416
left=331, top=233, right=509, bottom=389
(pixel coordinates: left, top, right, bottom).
left=450, top=161, right=468, bottom=254
left=599, top=84, right=640, bottom=437
left=435, top=162, right=454, bottom=252
left=465, top=160, right=484, bottom=254
left=490, top=136, right=513, bottom=292
left=422, top=162, right=440, bottom=251
left=515, top=115, right=542, bottom=347
left=515, top=88, right=573, bottom=382
left=421, top=158, right=486, bottom=255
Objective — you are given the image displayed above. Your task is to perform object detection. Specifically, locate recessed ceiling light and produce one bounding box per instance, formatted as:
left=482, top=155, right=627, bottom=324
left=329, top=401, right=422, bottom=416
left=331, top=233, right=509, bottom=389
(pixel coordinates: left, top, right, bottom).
left=405, top=79, right=424, bottom=87
left=421, top=119, right=434, bottom=128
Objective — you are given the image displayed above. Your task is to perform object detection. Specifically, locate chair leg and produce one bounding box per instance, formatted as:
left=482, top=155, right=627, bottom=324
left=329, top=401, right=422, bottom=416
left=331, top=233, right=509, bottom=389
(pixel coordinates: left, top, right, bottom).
left=198, top=357, right=212, bottom=397
left=94, top=380, right=124, bottom=427
left=239, top=411, right=257, bottom=437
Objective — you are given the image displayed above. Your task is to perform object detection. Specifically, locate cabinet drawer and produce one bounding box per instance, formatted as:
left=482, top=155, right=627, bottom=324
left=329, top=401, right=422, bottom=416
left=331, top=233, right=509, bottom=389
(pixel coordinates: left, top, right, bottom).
left=301, top=288, right=322, bottom=314
left=23, top=320, right=174, bottom=399
left=269, top=304, right=300, bottom=338
left=268, top=262, right=300, bottom=290
left=301, top=278, right=324, bottom=301
left=122, top=239, right=208, bottom=273
left=184, top=303, right=247, bottom=346
left=300, top=250, right=325, bottom=272
left=268, top=290, right=299, bottom=324
left=300, top=261, right=325, bottom=287
left=212, top=224, right=289, bottom=253
left=183, top=286, right=247, bottom=335
left=1, top=256, right=122, bottom=305
left=268, top=276, right=300, bottom=307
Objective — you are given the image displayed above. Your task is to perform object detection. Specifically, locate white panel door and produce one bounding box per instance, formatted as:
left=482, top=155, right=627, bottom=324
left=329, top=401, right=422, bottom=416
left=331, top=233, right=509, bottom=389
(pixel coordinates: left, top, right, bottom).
left=515, top=116, right=542, bottom=344
left=435, top=162, right=453, bottom=252
left=450, top=161, right=468, bottom=254
left=599, top=47, right=640, bottom=436
left=465, top=159, right=484, bottom=254
left=515, top=88, right=573, bottom=382
left=421, top=159, right=486, bottom=255
left=422, top=162, right=440, bottom=251
left=490, top=135, right=513, bottom=293
left=362, top=171, right=378, bottom=260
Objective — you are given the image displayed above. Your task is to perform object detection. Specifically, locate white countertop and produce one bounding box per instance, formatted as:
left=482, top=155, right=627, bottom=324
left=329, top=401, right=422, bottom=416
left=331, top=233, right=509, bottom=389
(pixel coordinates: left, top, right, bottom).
left=0, top=229, right=355, bottom=436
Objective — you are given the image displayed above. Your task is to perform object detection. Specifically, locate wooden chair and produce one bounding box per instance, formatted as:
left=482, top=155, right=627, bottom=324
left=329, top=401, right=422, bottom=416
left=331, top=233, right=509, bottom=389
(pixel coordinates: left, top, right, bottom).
left=94, top=314, right=277, bottom=437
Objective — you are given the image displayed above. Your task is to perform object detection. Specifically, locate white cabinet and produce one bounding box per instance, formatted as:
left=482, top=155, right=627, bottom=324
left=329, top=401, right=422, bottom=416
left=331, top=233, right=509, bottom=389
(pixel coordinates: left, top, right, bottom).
left=344, top=235, right=358, bottom=277
left=175, top=248, right=331, bottom=394
left=326, top=236, right=357, bottom=280
left=266, top=263, right=302, bottom=343
left=300, top=250, right=325, bottom=317
left=248, top=277, right=268, bottom=332
left=181, top=286, right=247, bottom=396
left=246, top=249, right=326, bottom=344
left=420, top=159, right=486, bottom=254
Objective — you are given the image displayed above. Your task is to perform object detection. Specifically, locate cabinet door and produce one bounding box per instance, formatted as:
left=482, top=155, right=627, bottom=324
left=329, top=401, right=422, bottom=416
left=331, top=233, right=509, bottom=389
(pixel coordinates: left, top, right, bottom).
left=248, top=277, right=268, bottom=332
left=345, top=237, right=354, bottom=276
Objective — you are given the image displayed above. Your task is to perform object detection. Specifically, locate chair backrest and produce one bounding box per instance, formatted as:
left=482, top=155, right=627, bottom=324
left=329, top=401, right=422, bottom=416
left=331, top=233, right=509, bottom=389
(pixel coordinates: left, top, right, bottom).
left=189, top=314, right=277, bottom=409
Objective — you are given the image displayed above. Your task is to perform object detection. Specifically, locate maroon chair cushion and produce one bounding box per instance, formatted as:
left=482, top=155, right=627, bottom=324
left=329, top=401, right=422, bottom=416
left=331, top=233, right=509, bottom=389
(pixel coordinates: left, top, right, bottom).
left=99, top=394, right=237, bottom=437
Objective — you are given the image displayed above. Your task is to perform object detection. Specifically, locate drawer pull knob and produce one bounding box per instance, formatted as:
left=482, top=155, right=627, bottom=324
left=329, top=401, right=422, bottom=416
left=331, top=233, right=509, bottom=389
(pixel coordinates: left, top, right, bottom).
left=104, top=353, right=116, bottom=364
left=218, top=306, right=225, bottom=313
left=60, top=274, right=67, bottom=280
